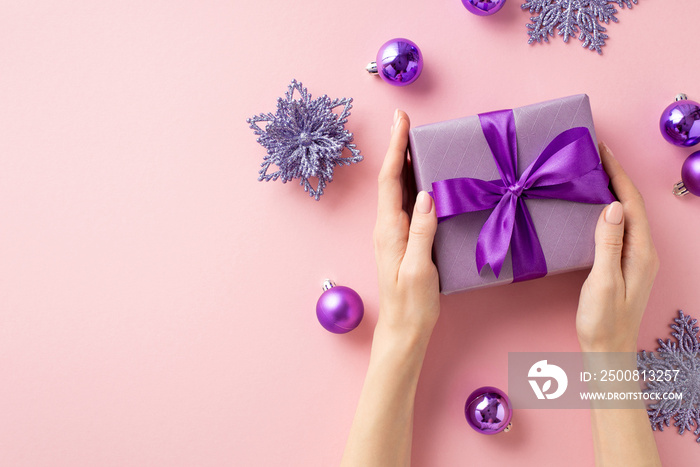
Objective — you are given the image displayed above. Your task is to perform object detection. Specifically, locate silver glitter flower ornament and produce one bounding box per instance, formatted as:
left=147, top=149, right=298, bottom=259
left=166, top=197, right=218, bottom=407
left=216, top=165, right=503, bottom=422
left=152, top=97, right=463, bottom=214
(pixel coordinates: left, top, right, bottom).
left=521, top=0, right=638, bottom=54
left=247, top=80, right=362, bottom=200
left=638, top=310, right=700, bottom=444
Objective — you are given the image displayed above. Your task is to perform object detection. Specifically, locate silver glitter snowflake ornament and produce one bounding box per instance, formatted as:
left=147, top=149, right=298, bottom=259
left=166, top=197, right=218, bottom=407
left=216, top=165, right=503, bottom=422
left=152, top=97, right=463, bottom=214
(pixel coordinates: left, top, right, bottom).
left=246, top=80, right=362, bottom=200
left=638, top=310, right=700, bottom=444
left=521, top=0, right=638, bottom=54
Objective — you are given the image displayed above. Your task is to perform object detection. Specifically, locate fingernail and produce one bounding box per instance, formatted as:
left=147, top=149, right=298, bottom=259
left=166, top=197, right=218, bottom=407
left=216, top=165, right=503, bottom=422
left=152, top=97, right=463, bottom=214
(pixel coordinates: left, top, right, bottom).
left=416, top=191, right=432, bottom=214
left=600, top=141, right=611, bottom=154
left=605, top=201, right=623, bottom=225
left=392, top=114, right=404, bottom=136
left=394, top=109, right=400, bottom=123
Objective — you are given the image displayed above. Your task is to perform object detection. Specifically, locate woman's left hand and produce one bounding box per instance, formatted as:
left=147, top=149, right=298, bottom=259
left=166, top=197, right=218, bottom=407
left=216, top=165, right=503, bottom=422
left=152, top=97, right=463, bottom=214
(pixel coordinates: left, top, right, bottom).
left=342, top=109, right=440, bottom=467
left=373, top=109, right=440, bottom=345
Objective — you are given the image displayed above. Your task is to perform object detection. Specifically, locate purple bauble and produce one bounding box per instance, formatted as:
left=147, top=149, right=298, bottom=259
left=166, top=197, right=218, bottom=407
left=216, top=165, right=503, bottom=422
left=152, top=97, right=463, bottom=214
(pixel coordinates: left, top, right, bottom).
left=681, top=151, right=700, bottom=196
left=462, top=0, right=506, bottom=16
left=316, top=280, right=364, bottom=334
left=660, top=95, right=700, bottom=147
left=464, top=386, right=512, bottom=435
left=375, top=38, right=423, bottom=87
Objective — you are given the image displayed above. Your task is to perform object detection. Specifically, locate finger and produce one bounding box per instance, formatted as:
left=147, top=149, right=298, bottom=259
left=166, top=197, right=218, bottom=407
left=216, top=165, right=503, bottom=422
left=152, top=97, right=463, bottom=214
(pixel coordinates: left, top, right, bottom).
left=599, top=143, right=659, bottom=297
left=598, top=140, right=655, bottom=248
left=590, top=201, right=625, bottom=282
left=401, top=148, right=418, bottom=215
left=599, top=142, right=651, bottom=234
left=373, top=210, right=409, bottom=284
left=377, top=110, right=411, bottom=219
left=402, top=191, right=438, bottom=275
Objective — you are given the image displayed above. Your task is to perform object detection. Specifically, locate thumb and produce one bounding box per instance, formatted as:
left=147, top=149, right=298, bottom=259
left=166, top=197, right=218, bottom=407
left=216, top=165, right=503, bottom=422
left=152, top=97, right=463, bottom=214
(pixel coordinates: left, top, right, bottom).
left=403, top=191, right=438, bottom=268
left=591, top=201, right=625, bottom=278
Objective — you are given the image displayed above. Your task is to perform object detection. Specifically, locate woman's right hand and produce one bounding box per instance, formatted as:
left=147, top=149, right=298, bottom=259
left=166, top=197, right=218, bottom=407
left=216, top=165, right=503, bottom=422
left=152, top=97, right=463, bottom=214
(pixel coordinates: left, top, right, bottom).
left=577, top=142, right=662, bottom=467
left=576, top=142, right=660, bottom=353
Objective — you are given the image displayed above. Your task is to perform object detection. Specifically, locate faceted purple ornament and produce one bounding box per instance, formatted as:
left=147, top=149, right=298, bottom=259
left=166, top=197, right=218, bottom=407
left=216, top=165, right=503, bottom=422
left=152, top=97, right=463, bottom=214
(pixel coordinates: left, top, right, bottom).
left=659, top=94, right=700, bottom=147
left=366, top=38, right=423, bottom=86
left=673, top=151, right=700, bottom=197
left=464, top=386, right=512, bottom=434
left=316, top=280, right=364, bottom=334
left=462, top=0, right=506, bottom=16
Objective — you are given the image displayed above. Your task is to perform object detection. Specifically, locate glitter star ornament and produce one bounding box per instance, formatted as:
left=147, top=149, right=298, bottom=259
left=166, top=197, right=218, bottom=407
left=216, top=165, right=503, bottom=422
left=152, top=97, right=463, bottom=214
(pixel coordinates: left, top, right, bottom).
left=247, top=80, right=363, bottom=200
left=521, top=0, right=638, bottom=54
left=637, top=310, right=700, bottom=444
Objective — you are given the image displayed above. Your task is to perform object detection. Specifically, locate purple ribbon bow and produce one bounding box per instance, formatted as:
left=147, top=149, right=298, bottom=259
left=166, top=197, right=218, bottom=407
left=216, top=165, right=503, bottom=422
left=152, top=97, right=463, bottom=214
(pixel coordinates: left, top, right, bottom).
left=431, top=109, right=615, bottom=282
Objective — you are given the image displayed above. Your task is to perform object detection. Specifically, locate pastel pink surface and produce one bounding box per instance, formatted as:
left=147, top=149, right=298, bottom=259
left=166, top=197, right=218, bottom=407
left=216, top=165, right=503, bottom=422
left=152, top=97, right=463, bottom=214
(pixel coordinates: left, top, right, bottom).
left=0, top=1, right=698, bottom=466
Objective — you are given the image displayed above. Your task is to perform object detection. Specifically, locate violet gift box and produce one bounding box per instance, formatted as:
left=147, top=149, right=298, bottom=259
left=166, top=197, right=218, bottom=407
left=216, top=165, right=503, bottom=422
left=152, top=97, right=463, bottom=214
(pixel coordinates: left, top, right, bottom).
left=408, top=94, right=613, bottom=294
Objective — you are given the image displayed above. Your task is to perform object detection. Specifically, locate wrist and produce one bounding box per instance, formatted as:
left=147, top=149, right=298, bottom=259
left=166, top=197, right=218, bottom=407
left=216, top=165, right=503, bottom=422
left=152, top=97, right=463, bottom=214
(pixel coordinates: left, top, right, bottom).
left=374, top=318, right=433, bottom=352
left=365, top=322, right=431, bottom=393
left=578, top=340, right=638, bottom=354
left=577, top=331, right=638, bottom=353
left=371, top=320, right=432, bottom=366
left=581, top=352, right=646, bottom=409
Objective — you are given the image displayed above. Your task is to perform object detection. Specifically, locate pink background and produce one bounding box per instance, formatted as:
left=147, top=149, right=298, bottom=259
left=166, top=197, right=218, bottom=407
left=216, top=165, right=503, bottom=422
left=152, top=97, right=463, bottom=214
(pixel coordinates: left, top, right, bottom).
left=1, top=1, right=699, bottom=466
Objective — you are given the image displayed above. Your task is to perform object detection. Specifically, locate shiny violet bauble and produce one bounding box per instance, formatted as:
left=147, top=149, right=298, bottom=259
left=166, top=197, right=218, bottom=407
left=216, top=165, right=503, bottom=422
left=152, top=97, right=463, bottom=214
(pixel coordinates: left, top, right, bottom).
left=316, top=280, right=364, bottom=334
left=464, top=386, right=512, bottom=435
left=673, top=151, right=700, bottom=197
left=366, top=38, right=423, bottom=86
left=462, top=0, right=506, bottom=16
left=660, top=94, right=700, bottom=147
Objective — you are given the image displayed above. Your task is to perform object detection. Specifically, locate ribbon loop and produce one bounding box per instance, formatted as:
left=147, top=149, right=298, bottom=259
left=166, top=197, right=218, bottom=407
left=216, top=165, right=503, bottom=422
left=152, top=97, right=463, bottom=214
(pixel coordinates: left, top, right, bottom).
left=431, top=109, right=615, bottom=281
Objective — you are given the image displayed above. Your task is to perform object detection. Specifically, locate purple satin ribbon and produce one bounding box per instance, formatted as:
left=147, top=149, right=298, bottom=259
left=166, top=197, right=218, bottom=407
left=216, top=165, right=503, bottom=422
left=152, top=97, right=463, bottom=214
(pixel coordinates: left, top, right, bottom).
left=431, top=109, right=615, bottom=282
